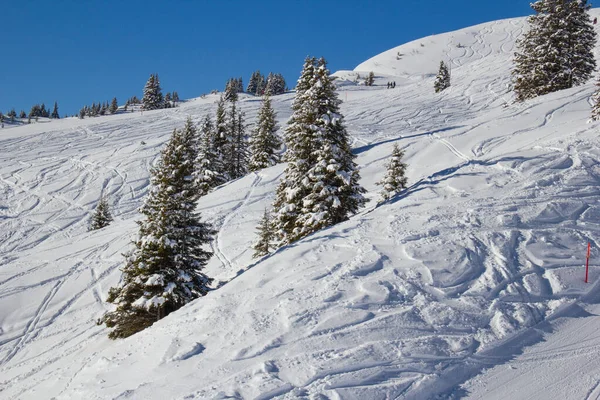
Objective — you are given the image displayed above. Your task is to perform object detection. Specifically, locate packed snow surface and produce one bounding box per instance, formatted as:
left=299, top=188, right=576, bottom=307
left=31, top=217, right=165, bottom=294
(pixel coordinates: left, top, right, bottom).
left=3, top=11, right=600, bottom=399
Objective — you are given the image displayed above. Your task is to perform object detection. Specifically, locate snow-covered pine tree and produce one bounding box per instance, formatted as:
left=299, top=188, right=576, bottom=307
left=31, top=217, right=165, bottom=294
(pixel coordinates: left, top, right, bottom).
left=102, top=123, right=214, bottom=339
left=51, top=102, right=59, bottom=119
left=109, top=97, right=118, bottom=114
left=142, top=73, right=164, bottom=110
left=213, top=96, right=230, bottom=181
left=377, top=143, right=408, bottom=201
left=236, top=77, right=244, bottom=93
left=434, top=61, right=450, bottom=93
left=249, top=94, right=281, bottom=171
left=256, top=73, right=266, bottom=95
left=365, top=71, right=375, bottom=86
left=89, top=196, right=113, bottom=231
left=252, top=208, right=274, bottom=258
left=233, top=111, right=249, bottom=178
left=223, top=100, right=248, bottom=179
left=271, top=57, right=366, bottom=245
left=564, top=0, right=596, bottom=86
left=225, top=79, right=239, bottom=102
left=247, top=71, right=259, bottom=94
left=196, top=115, right=226, bottom=195
left=19, top=110, right=26, bottom=119
left=265, top=73, right=287, bottom=96
left=264, top=72, right=275, bottom=95
left=513, top=0, right=596, bottom=101
left=164, top=92, right=172, bottom=108
left=269, top=57, right=317, bottom=243
left=591, top=76, right=600, bottom=120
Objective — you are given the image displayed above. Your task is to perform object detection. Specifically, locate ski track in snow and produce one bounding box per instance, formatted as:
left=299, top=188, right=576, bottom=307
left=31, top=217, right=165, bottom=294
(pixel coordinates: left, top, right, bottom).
left=2, top=12, right=600, bottom=400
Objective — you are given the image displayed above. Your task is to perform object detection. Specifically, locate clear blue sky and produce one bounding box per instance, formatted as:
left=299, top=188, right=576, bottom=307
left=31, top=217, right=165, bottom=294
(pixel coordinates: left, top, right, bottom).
left=0, top=0, right=533, bottom=117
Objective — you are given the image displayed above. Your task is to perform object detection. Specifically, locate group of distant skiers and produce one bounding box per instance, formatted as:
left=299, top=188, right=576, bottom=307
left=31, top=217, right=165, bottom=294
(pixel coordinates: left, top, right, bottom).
left=386, top=81, right=396, bottom=89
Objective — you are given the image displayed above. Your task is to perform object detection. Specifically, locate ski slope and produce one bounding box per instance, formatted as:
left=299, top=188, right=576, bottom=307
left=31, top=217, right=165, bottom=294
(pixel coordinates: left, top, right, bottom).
left=3, top=11, right=600, bottom=399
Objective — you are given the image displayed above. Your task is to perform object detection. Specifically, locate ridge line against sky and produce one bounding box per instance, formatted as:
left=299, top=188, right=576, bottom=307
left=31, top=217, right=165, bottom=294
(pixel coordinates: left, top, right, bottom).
left=0, top=0, right=533, bottom=117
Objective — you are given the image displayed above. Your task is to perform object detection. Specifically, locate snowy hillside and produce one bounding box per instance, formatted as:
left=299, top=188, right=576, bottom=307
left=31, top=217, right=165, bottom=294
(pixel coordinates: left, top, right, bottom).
left=3, top=11, right=600, bottom=399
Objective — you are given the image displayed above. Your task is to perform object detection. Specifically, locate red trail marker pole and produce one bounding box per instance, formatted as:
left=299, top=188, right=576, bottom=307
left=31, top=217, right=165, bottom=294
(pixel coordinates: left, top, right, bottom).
left=585, top=242, right=591, bottom=283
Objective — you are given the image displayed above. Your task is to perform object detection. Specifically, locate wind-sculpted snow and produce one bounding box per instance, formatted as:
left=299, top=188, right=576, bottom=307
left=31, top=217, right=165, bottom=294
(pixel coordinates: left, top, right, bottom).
left=2, top=11, right=600, bottom=399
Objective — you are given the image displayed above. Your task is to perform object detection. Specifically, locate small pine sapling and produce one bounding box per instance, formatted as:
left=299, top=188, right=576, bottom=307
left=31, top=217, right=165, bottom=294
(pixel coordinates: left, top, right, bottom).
left=434, top=61, right=450, bottom=93
left=89, top=196, right=113, bottom=230
left=253, top=209, right=275, bottom=258
left=377, top=144, right=408, bottom=201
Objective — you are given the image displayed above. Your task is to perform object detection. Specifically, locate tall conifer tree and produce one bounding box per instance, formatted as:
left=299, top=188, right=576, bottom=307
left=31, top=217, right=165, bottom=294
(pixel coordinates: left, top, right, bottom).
left=102, top=120, right=214, bottom=339
left=513, top=0, right=596, bottom=101
left=142, top=74, right=164, bottom=110
left=271, top=57, right=366, bottom=245
left=249, top=95, right=281, bottom=171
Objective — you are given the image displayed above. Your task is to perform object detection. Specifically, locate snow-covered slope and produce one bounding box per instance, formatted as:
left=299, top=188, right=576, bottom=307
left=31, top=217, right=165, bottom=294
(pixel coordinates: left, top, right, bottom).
left=3, top=11, right=600, bottom=399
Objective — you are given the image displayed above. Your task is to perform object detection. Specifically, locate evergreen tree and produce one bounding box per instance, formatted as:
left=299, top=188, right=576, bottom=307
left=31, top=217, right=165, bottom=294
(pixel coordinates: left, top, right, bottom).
left=232, top=111, right=249, bottom=179
left=249, top=94, right=281, bottom=171
left=265, top=73, right=286, bottom=96
left=247, top=71, right=259, bottom=94
left=377, top=144, right=408, bottom=201
left=102, top=122, right=214, bottom=339
left=51, top=102, right=59, bottom=119
left=252, top=208, right=275, bottom=258
left=142, top=73, right=164, bottom=110
left=225, top=79, right=239, bottom=102
left=196, top=115, right=226, bottom=195
left=164, top=92, right=172, bottom=108
left=365, top=71, right=375, bottom=86
left=256, top=73, right=266, bottom=95
left=172, top=91, right=180, bottom=103
left=7, top=109, right=16, bottom=122
left=223, top=100, right=247, bottom=179
left=79, top=108, right=86, bottom=119
left=513, top=0, right=597, bottom=101
left=19, top=110, right=26, bottom=119
left=271, top=57, right=366, bottom=245
left=40, top=103, right=49, bottom=118
left=89, top=196, right=113, bottom=230
left=213, top=96, right=229, bottom=180
left=434, top=61, right=451, bottom=93
left=109, top=97, right=118, bottom=114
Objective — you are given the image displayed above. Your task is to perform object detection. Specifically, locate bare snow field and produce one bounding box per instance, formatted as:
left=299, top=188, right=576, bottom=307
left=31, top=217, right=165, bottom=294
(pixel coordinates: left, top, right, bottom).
left=3, top=12, right=600, bottom=399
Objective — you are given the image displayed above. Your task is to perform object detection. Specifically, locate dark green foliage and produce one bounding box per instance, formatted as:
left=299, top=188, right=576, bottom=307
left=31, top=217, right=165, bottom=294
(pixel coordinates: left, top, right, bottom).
left=265, top=73, right=287, bottom=96
left=109, top=97, right=118, bottom=114
left=142, top=73, right=164, bottom=110
left=89, top=196, right=113, bottom=230
left=223, top=100, right=248, bottom=179
left=19, top=110, right=26, bottom=119
left=249, top=95, right=281, bottom=171
left=272, top=57, right=366, bottom=245
left=513, top=0, right=597, bottom=101
left=434, top=61, right=451, bottom=93
left=196, top=115, right=226, bottom=195
left=51, top=102, right=60, bottom=119
left=101, top=119, right=214, bottom=339
left=377, top=144, right=408, bottom=200
left=365, top=71, right=375, bottom=86
left=247, top=70, right=266, bottom=95
left=252, top=209, right=274, bottom=258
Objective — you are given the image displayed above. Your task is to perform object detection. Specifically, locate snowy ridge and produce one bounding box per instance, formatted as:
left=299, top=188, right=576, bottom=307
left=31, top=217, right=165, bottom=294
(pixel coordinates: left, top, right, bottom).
left=2, top=11, right=600, bottom=399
